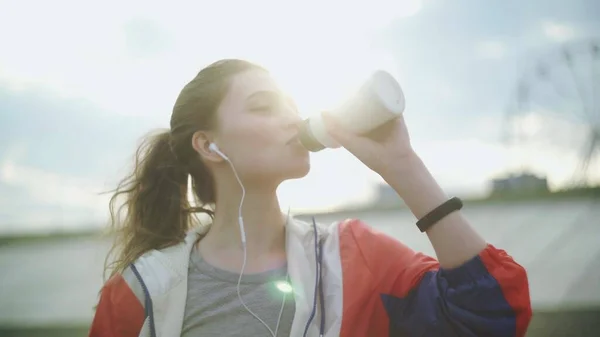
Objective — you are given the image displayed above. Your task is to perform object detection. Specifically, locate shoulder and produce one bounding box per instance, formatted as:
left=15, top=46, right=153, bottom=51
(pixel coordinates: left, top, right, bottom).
left=336, top=218, right=438, bottom=278
left=337, top=218, right=408, bottom=252
left=127, top=231, right=199, bottom=298
left=336, top=218, right=435, bottom=261
left=91, top=270, right=146, bottom=336
left=102, top=267, right=145, bottom=307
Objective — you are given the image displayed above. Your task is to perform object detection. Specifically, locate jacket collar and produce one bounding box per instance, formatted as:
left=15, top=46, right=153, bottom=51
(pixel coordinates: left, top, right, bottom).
left=148, top=215, right=325, bottom=279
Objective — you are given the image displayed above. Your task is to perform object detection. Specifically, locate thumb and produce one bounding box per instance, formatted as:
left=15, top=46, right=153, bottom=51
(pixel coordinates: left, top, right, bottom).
left=321, top=111, right=355, bottom=145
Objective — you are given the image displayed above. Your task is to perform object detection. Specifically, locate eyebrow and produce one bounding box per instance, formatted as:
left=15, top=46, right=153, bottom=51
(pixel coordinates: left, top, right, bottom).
left=245, top=90, right=282, bottom=102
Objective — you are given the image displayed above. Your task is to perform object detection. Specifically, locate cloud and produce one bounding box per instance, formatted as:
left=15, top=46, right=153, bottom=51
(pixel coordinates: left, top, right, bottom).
left=0, top=82, right=161, bottom=232
left=418, top=138, right=511, bottom=196
left=475, top=41, right=509, bottom=60
left=1, top=149, right=106, bottom=210
left=541, top=21, right=578, bottom=42
left=0, top=154, right=109, bottom=232
left=504, top=110, right=600, bottom=186
left=122, top=18, right=174, bottom=59
left=0, top=82, right=162, bottom=173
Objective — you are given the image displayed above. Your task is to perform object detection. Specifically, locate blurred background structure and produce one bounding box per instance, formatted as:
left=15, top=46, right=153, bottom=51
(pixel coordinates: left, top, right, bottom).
left=504, top=38, right=600, bottom=188
left=1, top=0, right=599, bottom=336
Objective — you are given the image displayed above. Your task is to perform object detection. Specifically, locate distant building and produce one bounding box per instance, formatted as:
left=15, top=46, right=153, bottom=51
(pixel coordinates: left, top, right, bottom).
left=490, top=172, right=549, bottom=195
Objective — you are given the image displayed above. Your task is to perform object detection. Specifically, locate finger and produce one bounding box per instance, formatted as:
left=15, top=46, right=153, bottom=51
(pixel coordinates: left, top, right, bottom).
left=321, top=111, right=355, bottom=145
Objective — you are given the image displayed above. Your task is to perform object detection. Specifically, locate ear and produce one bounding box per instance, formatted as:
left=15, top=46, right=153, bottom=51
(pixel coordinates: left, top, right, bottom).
left=192, top=131, right=224, bottom=163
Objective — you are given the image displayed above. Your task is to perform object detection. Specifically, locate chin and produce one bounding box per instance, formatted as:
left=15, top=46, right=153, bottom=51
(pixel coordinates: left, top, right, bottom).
left=292, top=163, right=311, bottom=179
left=283, top=158, right=311, bottom=180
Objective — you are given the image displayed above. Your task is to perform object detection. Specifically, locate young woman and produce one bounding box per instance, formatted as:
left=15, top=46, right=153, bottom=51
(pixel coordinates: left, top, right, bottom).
left=89, top=59, right=531, bottom=337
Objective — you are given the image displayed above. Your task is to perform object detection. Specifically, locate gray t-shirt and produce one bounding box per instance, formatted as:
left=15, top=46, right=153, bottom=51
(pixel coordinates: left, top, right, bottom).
left=181, top=246, right=295, bottom=337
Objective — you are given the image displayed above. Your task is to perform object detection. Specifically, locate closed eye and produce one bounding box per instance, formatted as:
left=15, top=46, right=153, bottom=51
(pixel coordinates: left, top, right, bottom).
left=250, top=105, right=275, bottom=113
left=247, top=91, right=298, bottom=115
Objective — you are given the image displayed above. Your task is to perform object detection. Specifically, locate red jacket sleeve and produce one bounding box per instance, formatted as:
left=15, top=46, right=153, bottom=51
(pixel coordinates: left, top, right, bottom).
left=338, top=219, right=532, bottom=337
left=89, top=273, right=145, bottom=337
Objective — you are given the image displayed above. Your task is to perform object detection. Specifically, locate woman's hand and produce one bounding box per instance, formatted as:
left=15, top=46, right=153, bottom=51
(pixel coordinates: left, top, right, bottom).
left=321, top=112, right=416, bottom=178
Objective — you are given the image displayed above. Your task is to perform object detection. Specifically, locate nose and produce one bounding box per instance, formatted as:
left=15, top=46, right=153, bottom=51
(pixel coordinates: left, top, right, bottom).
left=282, top=105, right=303, bottom=128
left=290, top=111, right=303, bottom=124
left=285, top=115, right=304, bottom=135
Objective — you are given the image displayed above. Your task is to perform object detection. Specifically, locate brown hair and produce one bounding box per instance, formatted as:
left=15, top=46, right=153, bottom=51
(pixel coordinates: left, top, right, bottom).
left=103, top=59, right=264, bottom=280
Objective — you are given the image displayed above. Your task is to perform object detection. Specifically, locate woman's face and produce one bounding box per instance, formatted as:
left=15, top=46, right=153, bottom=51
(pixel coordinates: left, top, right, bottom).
left=212, top=69, right=310, bottom=185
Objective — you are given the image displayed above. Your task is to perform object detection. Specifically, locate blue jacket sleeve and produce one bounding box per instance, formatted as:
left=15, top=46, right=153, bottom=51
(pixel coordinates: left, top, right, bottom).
left=380, top=244, right=532, bottom=337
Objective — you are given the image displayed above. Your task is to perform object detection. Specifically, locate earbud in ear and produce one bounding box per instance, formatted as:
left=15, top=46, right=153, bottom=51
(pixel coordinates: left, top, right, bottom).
left=208, top=142, right=219, bottom=153
left=209, top=142, right=229, bottom=161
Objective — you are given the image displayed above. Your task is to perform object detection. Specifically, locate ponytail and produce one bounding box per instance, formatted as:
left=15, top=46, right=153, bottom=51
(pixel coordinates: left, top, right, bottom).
left=103, top=129, right=212, bottom=280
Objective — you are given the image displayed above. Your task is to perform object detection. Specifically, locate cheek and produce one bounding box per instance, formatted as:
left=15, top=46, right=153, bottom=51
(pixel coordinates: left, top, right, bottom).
left=231, top=125, right=274, bottom=151
left=221, top=122, right=280, bottom=161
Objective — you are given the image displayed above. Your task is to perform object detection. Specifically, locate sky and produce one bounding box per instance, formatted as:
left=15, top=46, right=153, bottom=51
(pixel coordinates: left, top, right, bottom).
left=1, top=0, right=599, bottom=234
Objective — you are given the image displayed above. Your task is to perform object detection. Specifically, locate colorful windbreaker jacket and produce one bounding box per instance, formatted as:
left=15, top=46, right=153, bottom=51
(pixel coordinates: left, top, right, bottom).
left=89, top=217, right=532, bottom=337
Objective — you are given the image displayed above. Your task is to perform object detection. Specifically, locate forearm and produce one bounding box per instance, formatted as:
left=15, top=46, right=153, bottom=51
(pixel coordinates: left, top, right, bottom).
left=382, top=153, right=487, bottom=269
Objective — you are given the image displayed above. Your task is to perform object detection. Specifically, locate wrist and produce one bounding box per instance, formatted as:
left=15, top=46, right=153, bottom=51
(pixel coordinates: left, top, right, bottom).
left=379, top=150, right=419, bottom=177
left=381, top=151, right=428, bottom=189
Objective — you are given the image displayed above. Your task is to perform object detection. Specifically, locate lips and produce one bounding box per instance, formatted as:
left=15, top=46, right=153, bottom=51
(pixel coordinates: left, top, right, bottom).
left=286, top=135, right=300, bottom=145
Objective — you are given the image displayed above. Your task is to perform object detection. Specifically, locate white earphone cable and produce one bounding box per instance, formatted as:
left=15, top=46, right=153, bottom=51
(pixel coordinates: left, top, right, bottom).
left=224, top=154, right=288, bottom=337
